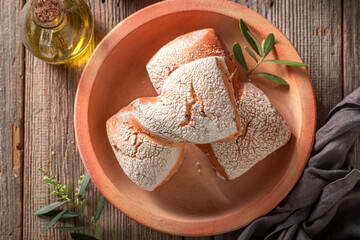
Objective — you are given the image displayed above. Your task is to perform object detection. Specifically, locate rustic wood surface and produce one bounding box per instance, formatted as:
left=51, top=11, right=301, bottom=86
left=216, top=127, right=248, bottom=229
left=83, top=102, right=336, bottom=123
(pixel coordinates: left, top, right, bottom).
left=0, top=0, right=25, bottom=239
left=0, top=0, right=359, bottom=239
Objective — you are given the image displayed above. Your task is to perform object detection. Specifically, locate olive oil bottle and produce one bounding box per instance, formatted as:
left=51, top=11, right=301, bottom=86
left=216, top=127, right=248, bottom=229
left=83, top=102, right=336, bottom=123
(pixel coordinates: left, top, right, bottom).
left=20, top=0, right=94, bottom=64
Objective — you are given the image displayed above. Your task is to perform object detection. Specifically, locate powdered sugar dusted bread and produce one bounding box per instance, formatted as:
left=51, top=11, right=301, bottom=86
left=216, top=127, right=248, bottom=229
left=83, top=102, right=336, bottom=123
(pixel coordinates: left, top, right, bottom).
left=132, top=56, right=241, bottom=144
left=200, top=83, right=291, bottom=180
left=147, top=28, right=237, bottom=94
left=106, top=107, right=185, bottom=191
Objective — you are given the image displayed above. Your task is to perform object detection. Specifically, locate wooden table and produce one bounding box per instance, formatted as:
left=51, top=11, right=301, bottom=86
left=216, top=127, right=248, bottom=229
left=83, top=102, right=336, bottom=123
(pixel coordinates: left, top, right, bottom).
left=1, top=0, right=359, bottom=239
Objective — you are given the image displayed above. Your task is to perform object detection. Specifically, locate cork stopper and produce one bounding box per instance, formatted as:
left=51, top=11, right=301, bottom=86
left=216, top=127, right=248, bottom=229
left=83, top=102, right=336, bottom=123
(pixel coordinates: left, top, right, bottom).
left=33, top=0, right=60, bottom=23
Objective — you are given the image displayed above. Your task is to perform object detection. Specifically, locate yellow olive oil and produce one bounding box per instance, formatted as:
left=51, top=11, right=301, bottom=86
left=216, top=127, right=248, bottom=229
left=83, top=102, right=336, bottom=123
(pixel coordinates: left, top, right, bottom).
left=20, top=0, right=94, bottom=64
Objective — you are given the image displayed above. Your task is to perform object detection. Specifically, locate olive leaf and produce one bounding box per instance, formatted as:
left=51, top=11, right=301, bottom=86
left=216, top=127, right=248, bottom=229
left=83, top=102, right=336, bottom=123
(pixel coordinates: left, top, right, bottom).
left=261, top=39, right=265, bottom=52
left=94, top=196, right=106, bottom=223
left=239, top=18, right=260, bottom=55
left=78, top=173, right=91, bottom=198
left=244, top=46, right=258, bottom=62
left=43, top=210, right=80, bottom=219
left=263, top=33, right=275, bottom=57
left=41, top=208, right=70, bottom=233
left=247, top=30, right=263, bottom=56
left=265, top=59, right=308, bottom=67
left=233, top=42, right=248, bottom=71
left=253, top=73, right=288, bottom=85
left=35, top=200, right=68, bottom=215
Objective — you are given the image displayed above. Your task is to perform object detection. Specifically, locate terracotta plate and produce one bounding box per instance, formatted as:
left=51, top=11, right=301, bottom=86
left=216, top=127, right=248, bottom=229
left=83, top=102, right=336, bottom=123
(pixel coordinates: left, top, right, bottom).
left=75, top=0, right=316, bottom=236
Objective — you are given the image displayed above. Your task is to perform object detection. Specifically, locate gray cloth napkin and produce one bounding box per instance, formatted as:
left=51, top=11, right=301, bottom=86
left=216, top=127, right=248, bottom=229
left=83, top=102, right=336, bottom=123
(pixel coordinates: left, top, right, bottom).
left=239, top=87, right=360, bottom=240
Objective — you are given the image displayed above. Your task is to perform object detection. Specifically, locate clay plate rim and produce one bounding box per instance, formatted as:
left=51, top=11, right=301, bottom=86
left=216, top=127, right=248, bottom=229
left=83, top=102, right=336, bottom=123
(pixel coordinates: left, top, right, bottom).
left=74, top=0, right=316, bottom=236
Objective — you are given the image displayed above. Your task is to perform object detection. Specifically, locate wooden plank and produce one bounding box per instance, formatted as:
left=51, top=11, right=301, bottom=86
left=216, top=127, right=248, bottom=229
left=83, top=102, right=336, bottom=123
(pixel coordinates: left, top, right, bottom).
left=23, top=47, right=76, bottom=239
left=20, top=0, right=347, bottom=240
left=215, top=0, right=343, bottom=239
left=22, top=0, right=181, bottom=239
left=343, top=0, right=360, bottom=169
left=0, top=0, right=24, bottom=239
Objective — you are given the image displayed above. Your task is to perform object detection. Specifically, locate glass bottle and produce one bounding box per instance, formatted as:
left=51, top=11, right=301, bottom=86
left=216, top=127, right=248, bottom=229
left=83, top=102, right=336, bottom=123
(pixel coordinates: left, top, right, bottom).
left=20, top=0, right=94, bottom=64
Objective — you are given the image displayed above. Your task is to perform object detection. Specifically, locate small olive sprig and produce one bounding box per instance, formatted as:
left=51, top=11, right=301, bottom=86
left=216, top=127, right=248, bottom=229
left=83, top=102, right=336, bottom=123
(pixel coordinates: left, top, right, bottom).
left=233, top=18, right=307, bottom=85
left=35, top=168, right=111, bottom=240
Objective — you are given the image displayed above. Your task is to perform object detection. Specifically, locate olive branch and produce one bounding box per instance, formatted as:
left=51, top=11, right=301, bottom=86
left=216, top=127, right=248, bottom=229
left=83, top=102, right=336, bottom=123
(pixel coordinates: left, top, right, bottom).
left=233, top=18, right=308, bottom=85
left=35, top=168, right=111, bottom=240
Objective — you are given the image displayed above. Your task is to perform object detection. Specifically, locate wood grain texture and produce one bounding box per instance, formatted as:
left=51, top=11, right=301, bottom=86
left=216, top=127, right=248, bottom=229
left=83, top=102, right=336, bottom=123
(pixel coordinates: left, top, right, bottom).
left=9, top=0, right=357, bottom=239
left=343, top=0, right=360, bottom=169
left=0, top=0, right=24, bottom=239
left=23, top=52, right=78, bottom=239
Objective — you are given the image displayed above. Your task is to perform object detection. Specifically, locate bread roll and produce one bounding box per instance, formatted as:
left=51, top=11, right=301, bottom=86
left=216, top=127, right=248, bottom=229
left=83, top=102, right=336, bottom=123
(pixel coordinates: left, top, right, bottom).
left=147, top=28, right=237, bottom=94
left=199, top=83, right=292, bottom=180
left=106, top=28, right=292, bottom=191
left=132, top=56, right=241, bottom=144
left=106, top=107, right=185, bottom=191
left=106, top=56, right=239, bottom=190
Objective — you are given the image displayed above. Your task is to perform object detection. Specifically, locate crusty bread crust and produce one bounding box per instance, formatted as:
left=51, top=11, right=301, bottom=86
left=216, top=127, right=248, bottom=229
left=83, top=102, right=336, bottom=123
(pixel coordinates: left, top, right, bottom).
left=106, top=56, right=240, bottom=191
left=146, top=28, right=237, bottom=94
left=134, top=57, right=241, bottom=144
left=107, top=29, right=291, bottom=191
left=205, top=83, right=292, bottom=180
left=106, top=107, right=185, bottom=191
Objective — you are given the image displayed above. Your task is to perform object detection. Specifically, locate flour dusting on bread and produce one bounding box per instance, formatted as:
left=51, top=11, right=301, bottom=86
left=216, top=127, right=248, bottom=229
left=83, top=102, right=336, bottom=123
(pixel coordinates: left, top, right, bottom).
left=210, top=83, right=291, bottom=180
left=147, top=28, right=236, bottom=94
left=133, top=56, right=240, bottom=144
left=107, top=108, right=185, bottom=191
left=106, top=29, right=292, bottom=191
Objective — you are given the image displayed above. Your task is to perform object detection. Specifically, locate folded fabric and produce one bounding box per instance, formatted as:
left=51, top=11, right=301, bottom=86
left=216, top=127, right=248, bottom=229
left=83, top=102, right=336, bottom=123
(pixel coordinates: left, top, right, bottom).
left=238, top=87, right=360, bottom=240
